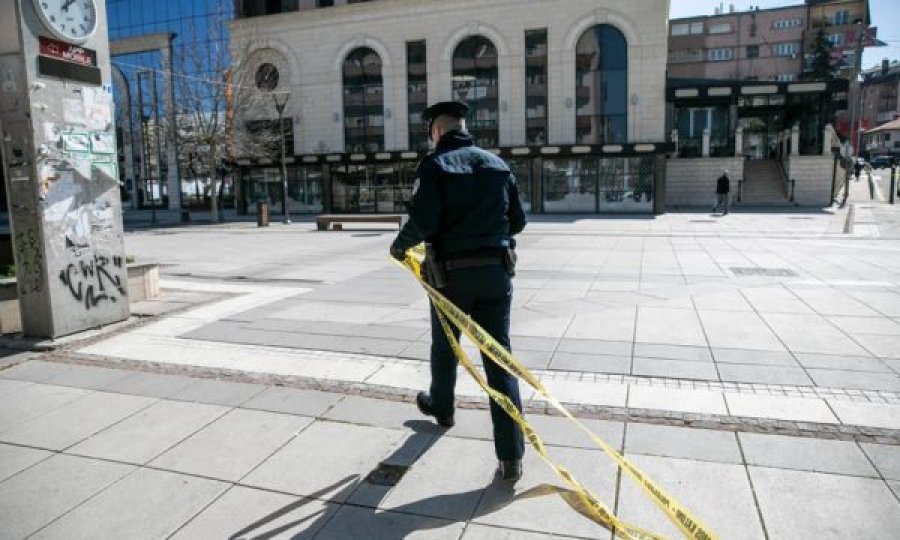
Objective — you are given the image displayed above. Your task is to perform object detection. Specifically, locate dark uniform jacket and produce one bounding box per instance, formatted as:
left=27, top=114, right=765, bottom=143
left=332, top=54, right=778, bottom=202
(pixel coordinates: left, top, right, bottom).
left=392, top=130, right=527, bottom=256
left=716, top=174, right=730, bottom=194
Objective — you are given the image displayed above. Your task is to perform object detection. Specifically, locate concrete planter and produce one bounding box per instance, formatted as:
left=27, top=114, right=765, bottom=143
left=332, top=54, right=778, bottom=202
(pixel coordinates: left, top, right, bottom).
left=0, top=263, right=160, bottom=334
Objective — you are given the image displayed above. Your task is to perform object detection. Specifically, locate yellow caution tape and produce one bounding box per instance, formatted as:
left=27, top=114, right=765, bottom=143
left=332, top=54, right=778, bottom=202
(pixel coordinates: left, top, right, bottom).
left=395, top=245, right=717, bottom=540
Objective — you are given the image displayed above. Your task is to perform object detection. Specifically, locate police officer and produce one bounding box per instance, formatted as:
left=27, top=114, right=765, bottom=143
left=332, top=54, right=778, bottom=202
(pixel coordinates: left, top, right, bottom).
left=389, top=101, right=527, bottom=481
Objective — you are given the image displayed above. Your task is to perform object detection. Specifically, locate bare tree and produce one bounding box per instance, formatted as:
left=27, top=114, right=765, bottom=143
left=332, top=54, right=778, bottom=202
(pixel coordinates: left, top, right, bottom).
left=173, top=12, right=281, bottom=222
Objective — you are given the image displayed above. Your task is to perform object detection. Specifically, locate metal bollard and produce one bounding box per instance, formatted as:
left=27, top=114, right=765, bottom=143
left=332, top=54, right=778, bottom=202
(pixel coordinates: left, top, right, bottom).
left=257, top=201, right=270, bottom=227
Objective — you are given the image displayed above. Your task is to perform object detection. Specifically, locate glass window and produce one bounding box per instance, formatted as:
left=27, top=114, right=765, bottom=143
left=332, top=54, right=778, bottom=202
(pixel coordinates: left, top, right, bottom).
left=331, top=162, right=415, bottom=213
left=575, top=24, right=627, bottom=145
left=525, top=29, right=548, bottom=145
left=747, top=45, right=759, bottom=58
left=452, top=36, right=499, bottom=148
left=690, top=22, right=704, bottom=34
left=708, top=48, right=733, bottom=61
left=773, top=43, right=799, bottom=57
left=541, top=157, right=653, bottom=213
left=671, top=23, right=690, bottom=36
left=709, top=22, right=732, bottom=34
left=343, top=47, right=384, bottom=152
left=406, top=41, right=428, bottom=151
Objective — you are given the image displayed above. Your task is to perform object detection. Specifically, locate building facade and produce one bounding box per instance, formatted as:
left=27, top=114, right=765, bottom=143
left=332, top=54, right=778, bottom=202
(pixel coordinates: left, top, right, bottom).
left=862, top=118, right=900, bottom=159
left=108, top=0, right=234, bottom=211
left=860, top=61, right=900, bottom=137
left=230, top=0, right=670, bottom=215
left=667, top=0, right=869, bottom=83
left=668, top=5, right=808, bottom=82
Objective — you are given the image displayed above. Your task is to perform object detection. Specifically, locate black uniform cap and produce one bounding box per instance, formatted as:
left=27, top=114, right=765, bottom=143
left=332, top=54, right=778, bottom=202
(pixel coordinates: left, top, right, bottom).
left=421, top=101, right=470, bottom=124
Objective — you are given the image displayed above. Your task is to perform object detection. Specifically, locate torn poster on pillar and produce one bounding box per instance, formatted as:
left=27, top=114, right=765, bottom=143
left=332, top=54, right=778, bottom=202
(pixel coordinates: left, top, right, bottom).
left=83, top=87, right=113, bottom=131
left=43, top=122, right=62, bottom=143
left=92, top=161, right=118, bottom=186
left=63, top=98, right=86, bottom=125
left=67, top=156, right=93, bottom=180
left=42, top=171, right=80, bottom=223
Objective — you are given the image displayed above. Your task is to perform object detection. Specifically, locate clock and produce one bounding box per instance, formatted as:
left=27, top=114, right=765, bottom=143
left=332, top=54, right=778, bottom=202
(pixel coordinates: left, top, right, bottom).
left=32, top=0, right=98, bottom=45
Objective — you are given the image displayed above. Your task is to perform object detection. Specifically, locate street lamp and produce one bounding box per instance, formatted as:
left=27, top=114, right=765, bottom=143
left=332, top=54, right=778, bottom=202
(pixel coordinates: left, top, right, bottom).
left=272, top=91, right=291, bottom=224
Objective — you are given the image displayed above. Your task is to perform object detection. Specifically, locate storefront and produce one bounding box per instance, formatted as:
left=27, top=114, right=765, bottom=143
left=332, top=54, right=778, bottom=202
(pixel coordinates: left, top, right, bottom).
left=237, top=143, right=668, bottom=216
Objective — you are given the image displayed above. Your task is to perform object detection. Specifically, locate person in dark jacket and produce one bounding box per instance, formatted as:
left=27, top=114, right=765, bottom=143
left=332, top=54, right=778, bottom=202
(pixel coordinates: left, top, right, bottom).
left=390, top=101, right=527, bottom=481
left=712, top=168, right=731, bottom=215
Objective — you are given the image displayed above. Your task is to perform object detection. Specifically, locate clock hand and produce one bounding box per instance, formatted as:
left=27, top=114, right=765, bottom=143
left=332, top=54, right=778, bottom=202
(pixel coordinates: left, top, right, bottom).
left=61, top=0, right=76, bottom=12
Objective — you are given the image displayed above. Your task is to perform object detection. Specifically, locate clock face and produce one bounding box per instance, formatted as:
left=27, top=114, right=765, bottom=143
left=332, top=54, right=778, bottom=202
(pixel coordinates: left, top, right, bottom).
left=33, top=0, right=98, bottom=44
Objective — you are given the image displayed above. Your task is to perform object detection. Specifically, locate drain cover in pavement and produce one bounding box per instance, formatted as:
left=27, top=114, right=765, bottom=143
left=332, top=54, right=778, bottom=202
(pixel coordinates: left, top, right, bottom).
left=730, top=267, right=798, bottom=277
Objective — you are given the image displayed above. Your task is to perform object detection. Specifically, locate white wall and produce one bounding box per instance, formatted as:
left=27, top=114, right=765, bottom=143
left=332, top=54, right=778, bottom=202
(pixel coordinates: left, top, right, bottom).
left=230, top=0, right=669, bottom=153
left=786, top=155, right=837, bottom=206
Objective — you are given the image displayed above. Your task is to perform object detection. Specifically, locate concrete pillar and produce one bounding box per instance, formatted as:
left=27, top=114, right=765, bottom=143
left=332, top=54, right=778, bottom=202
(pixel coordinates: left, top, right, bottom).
left=670, top=128, right=679, bottom=158
left=702, top=128, right=711, bottom=157
left=791, top=124, right=800, bottom=157
left=735, top=127, right=743, bottom=157
left=1, top=0, right=129, bottom=338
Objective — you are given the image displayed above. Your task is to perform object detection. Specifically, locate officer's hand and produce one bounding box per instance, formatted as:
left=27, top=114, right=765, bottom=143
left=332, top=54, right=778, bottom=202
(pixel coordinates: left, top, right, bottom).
left=389, top=244, right=406, bottom=262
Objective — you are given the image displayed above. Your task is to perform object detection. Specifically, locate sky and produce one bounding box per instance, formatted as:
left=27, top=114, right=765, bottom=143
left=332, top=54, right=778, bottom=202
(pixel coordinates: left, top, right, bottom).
left=669, top=0, right=900, bottom=69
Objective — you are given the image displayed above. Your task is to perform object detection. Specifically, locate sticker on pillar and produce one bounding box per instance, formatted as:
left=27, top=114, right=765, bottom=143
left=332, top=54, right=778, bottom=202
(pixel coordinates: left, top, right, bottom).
left=62, top=132, right=90, bottom=153
left=38, top=163, right=59, bottom=200
left=63, top=98, right=86, bottom=125
left=42, top=171, right=80, bottom=223
left=67, top=157, right=93, bottom=180
left=92, top=161, right=118, bottom=186
left=90, top=132, right=115, bottom=154
left=43, top=122, right=62, bottom=144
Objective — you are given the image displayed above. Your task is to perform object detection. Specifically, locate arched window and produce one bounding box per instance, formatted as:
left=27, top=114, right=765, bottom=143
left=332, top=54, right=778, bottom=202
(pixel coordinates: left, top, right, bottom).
left=452, top=36, right=498, bottom=148
left=343, top=47, right=384, bottom=152
left=575, top=25, right=627, bottom=144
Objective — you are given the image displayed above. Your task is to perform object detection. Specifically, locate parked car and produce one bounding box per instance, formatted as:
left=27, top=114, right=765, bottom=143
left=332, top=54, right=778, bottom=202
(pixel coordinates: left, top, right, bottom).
left=869, top=155, right=893, bottom=169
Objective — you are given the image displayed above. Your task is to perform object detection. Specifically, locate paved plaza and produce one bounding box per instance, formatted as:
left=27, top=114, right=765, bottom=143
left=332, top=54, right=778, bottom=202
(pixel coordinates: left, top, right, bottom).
left=2, top=202, right=900, bottom=538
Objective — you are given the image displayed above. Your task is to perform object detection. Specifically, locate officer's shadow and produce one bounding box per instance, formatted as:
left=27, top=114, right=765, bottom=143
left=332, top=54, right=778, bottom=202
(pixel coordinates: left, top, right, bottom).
left=227, top=419, right=550, bottom=540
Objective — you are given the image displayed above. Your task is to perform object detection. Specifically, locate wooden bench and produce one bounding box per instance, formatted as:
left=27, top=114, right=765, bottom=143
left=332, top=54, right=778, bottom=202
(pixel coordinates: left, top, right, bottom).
left=316, top=214, right=404, bottom=231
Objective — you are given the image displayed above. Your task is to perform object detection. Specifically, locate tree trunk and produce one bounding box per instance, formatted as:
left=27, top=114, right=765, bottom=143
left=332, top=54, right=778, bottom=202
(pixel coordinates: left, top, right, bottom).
left=208, top=144, right=220, bottom=223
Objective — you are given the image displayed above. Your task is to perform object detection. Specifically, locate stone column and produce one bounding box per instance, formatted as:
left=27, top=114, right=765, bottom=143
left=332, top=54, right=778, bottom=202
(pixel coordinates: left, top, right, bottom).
left=735, top=127, right=743, bottom=157
left=702, top=128, right=711, bottom=157
left=161, top=40, right=181, bottom=210
left=670, top=128, right=679, bottom=158
left=822, top=123, right=833, bottom=155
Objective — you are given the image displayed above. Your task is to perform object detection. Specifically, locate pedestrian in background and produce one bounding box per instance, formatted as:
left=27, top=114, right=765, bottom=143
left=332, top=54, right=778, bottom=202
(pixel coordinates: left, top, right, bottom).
left=390, top=101, right=528, bottom=482
left=712, top=168, right=731, bottom=215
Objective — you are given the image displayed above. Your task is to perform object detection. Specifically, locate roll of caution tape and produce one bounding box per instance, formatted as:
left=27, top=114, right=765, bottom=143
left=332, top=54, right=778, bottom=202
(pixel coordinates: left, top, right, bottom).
left=394, top=246, right=717, bottom=540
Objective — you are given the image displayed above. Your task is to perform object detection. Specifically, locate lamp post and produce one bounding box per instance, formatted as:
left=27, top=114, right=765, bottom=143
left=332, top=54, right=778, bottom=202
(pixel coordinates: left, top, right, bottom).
left=840, top=21, right=865, bottom=208
left=272, top=91, right=291, bottom=224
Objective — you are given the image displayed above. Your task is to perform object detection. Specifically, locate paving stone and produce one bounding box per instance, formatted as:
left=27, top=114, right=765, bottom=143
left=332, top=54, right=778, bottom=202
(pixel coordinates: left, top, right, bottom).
left=789, top=288, right=882, bottom=317
left=749, top=466, right=900, bottom=539
left=724, top=393, right=837, bottom=423
left=0, top=360, right=73, bottom=383
left=762, top=313, right=870, bottom=356
left=633, top=343, right=712, bottom=362
left=169, top=486, right=337, bottom=540
left=167, top=378, right=266, bottom=406
left=242, top=420, right=407, bottom=501
left=0, top=454, right=134, bottom=540
left=850, top=334, right=900, bottom=358
left=794, top=353, right=890, bottom=372
left=68, top=400, right=228, bottom=464
left=0, top=378, right=35, bottom=396
left=632, top=357, right=720, bottom=381
left=635, top=307, right=708, bottom=347
left=324, top=395, right=442, bottom=435
left=0, top=384, right=90, bottom=433
left=625, top=423, right=741, bottom=463
left=36, top=364, right=135, bottom=390
left=556, top=339, right=632, bottom=356
left=507, top=336, right=559, bottom=353
left=828, top=400, right=900, bottom=430
left=241, top=386, right=344, bottom=417
left=101, top=371, right=200, bottom=399
left=698, top=309, right=786, bottom=351
left=806, top=369, right=900, bottom=391
left=525, top=415, right=624, bottom=451
left=439, top=408, right=495, bottom=442
left=0, top=392, right=154, bottom=451
left=29, top=467, right=227, bottom=540
left=548, top=352, right=630, bottom=374
left=627, top=386, right=728, bottom=415
left=860, top=443, right=900, bottom=481
left=379, top=437, right=495, bottom=521
left=740, top=287, right=813, bottom=315
left=712, top=348, right=798, bottom=367
left=827, top=316, right=900, bottom=336
left=473, top=445, right=618, bottom=538
left=617, top=455, right=765, bottom=540
left=0, top=443, right=52, bottom=482
left=150, top=408, right=312, bottom=481
left=717, top=364, right=813, bottom=386
left=740, top=433, right=878, bottom=476
left=564, top=310, right=636, bottom=341
left=314, top=504, right=465, bottom=540
left=537, top=379, right=628, bottom=408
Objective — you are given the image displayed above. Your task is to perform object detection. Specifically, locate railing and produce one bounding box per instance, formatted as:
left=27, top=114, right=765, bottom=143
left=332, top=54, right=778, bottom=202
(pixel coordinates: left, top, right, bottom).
left=737, top=177, right=744, bottom=202
left=789, top=178, right=796, bottom=202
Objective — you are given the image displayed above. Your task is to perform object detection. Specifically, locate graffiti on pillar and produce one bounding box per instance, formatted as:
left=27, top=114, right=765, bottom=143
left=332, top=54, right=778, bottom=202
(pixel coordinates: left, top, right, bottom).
left=15, top=228, right=44, bottom=295
left=58, top=254, right=127, bottom=310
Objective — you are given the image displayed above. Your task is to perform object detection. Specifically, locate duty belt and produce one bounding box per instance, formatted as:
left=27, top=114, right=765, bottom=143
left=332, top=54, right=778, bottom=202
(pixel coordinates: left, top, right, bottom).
left=442, top=254, right=505, bottom=272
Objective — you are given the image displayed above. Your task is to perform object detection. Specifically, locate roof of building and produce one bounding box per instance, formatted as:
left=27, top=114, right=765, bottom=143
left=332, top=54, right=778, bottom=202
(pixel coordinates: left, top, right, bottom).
left=866, top=117, right=900, bottom=134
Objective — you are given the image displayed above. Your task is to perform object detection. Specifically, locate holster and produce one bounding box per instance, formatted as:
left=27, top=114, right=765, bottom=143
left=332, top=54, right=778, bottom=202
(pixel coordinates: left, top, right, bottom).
left=504, top=248, right=517, bottom=277
left=424, top=244, right=447, bottom=289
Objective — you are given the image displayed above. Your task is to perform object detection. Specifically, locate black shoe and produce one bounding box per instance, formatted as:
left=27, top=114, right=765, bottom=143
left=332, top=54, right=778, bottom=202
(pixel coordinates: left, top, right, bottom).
left=497, top=460, right=523, bottom=482
left=416, top=392, right=454, bottom=428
